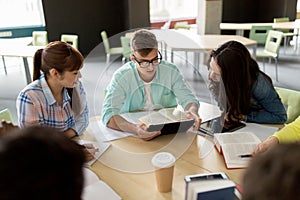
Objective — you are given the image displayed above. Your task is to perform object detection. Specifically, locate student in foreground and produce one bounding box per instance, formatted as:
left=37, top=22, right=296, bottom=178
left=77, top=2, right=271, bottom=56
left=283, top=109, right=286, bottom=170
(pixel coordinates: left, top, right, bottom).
left=102, top=29, right=201, bottom=140
left=207, top=40, right=286, bottom=126
left=243, top=143, right=300, bottom=200
left=254, top=116, right=300, bottom=154
left=16, top=41, right=89, bottom=138
left=0, top=126, right=86, bottom=200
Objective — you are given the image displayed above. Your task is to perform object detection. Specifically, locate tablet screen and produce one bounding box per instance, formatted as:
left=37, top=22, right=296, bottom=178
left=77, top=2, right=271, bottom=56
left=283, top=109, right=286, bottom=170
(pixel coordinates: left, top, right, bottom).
left=147, top=119, right=195, bottom=135
left=198, top=118, right=246, bottom=137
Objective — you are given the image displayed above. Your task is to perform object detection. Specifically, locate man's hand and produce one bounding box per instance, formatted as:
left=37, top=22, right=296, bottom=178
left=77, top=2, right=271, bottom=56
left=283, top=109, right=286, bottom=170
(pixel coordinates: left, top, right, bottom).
left=184, top=111, right=202, bottom=130
left=135, top=123, right=161, bottom=141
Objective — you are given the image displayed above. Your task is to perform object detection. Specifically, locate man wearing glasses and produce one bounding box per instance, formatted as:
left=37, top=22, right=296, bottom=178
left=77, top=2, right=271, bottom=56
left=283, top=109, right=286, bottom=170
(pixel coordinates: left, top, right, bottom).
left=102, top=29, right=201, bottom=140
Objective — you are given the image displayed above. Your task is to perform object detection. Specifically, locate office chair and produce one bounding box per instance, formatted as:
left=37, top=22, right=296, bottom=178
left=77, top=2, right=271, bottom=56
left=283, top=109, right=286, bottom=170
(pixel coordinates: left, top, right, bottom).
left=256, top=30, right=283, bottom=81
left=0, top=108, right=14, bottom=124
left=275, top=87, right=300, bottom=124
left=120, top=36, right=131, bottom=64
left=61, top=34, right=78, bottom=49
left=100, top=31, right=123, bottom=63
left=273, top=17, right=298, bottom=53
left=32, top=31, right=48, bottom=46
left=249, top=25, right=273, bottom=45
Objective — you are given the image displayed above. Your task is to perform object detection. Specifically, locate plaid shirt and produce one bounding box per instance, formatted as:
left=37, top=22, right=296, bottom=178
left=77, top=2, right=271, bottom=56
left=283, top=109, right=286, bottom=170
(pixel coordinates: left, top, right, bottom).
left=16, top=74, right=89, bottom=135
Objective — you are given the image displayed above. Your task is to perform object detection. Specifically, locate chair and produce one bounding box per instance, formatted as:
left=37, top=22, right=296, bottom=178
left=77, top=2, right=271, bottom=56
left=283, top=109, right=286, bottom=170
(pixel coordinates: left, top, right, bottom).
left=275, top=87, right=300, bottom=124
left=174, top=21, right=191, bottom=30
left=120, top=36, right=131, bottom=64
left=0, top=108, right=14, bottom=124
left=273, top=17, right=298, bottom=53
left=256, top=30, right=283, bottom=81
left=249, top=25, right=273, bottom=45
left=100, top=31, right=123, bottom=63
left=32, top=31, right=48, bottom=46
left=61, top=34, right=78, bottom=49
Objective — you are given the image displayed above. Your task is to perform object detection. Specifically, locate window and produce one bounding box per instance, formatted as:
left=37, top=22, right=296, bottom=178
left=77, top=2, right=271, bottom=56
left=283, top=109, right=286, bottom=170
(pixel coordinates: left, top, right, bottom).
left=150, top=0, right=198, bottom=22
left=0, top=0, right=45, bottom=29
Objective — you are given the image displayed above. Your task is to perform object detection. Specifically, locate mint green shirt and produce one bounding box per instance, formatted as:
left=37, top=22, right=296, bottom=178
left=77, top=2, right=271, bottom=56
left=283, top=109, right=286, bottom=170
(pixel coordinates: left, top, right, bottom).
left=101, top=60, right=199, bottom=125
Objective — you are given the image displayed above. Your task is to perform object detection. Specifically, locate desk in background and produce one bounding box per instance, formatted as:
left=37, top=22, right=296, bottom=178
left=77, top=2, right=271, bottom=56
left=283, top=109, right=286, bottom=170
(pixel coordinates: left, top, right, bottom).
left=149, top=29, right=257, bottom=71
left=0, top=37, right=41, bottom=84
left=220, top=20, right=300, bottom=37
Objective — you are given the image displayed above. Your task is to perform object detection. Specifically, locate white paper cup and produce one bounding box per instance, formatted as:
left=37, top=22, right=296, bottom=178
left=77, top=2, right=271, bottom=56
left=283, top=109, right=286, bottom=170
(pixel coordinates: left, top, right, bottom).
left=151, top=152, right=176, bottom=192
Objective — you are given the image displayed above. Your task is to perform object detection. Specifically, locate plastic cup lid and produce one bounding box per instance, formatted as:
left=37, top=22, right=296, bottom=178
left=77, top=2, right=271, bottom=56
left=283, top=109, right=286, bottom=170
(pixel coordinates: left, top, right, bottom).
left=151, top=152, right=176, bottom=168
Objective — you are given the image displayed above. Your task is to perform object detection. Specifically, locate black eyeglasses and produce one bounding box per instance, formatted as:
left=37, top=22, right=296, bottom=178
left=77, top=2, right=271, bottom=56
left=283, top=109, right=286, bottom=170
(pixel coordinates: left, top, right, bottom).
left=132, top=51, right=162, bottom=68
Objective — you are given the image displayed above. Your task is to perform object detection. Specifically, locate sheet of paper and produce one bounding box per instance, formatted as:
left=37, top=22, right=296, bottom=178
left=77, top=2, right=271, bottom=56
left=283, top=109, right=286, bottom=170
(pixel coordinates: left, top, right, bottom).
left=82, top=168, right=121, bottom=199
left=88, top=120, right=135, bottom=142
left=77, top=139, right=110, bottom=167
left=82, top=180, right=121, bottom=200
left=238, top=123, right=279, bottom=141
left=199, top=102, right=222, bottom=123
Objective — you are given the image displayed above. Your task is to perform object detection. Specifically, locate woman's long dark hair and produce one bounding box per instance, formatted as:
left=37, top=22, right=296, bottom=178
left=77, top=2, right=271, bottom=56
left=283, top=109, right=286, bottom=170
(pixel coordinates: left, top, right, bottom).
left=208, top=40, right=269, bottom=122
left=33, top=41, right=84, bottom=81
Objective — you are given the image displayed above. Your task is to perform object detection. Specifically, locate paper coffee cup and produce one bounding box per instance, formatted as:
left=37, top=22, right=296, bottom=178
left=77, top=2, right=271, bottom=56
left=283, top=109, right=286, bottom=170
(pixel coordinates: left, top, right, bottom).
left=151, top=152, right=176, bottom=192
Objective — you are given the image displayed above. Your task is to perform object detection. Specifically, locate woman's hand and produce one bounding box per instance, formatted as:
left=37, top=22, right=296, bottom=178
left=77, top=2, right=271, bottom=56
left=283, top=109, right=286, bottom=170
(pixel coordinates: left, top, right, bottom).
left=80, top=143, right=99, bottom=162
left=253, top=136, right=279, bottom=155
left=0, top=121, right=19, bottom=137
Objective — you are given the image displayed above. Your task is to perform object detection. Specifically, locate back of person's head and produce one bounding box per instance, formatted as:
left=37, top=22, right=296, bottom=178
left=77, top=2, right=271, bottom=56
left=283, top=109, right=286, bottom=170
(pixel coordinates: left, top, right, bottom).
left=33, top=41, right=84, bottom=81
left=0, top=126, right=85, bottom=200
left=243, top=143, right=300, bottom=200
left=131, top=29, right=158, bottom=56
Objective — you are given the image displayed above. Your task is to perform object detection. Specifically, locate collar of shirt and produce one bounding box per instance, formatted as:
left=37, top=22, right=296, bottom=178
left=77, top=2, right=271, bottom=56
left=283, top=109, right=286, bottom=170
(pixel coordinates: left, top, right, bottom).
left=40, top=74, right=71, bottom=107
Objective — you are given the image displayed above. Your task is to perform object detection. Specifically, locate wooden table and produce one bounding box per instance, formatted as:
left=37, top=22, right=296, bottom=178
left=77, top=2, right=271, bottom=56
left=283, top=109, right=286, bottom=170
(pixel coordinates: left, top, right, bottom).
left=81, top=123, right=245, bottom=200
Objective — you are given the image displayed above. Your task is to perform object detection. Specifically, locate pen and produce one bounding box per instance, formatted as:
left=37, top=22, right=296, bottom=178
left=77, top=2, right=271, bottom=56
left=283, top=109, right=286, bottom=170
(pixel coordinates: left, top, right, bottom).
left=238, top=154, right=252, bottom=158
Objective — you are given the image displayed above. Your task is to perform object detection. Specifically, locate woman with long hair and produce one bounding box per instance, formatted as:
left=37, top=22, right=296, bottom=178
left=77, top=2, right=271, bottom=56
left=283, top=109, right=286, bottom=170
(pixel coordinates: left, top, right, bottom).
left=208, top=40, right=286, bottom=125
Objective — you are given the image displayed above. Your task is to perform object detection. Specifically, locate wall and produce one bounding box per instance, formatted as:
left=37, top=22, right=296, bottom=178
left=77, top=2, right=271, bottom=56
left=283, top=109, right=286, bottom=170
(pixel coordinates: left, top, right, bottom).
left=42, top=0, right=150, bottom=56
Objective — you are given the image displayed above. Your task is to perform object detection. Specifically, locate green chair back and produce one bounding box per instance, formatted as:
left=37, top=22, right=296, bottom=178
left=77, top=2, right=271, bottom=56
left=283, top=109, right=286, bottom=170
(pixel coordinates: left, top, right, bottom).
left=264, top=30, right=283, bottom=55
left=32, top=31, right=48, bottom=46
left=61, top=34, right=78, bottom=49
left=249, top=25, right=273, bottom=45
left=275, top=87, right=300, bottom=124
left=174, top=21, right=191, bottom=30
left=101, top=31, right=110, bottom=54
left=120, top=36, right=131, bottom=63
left=0, top=109, right=14, bottom=124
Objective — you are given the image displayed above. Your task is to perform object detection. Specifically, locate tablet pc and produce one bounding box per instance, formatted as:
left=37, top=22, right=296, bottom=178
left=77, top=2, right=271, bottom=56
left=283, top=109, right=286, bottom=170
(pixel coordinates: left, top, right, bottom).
left=147, top=119, right=195, bottom=135
left=198, top=118, right=246, bottom=137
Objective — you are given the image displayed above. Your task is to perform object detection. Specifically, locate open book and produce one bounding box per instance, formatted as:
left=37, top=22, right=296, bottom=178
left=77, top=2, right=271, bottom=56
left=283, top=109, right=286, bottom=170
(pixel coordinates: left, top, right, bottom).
left=214, top=132, right=261, bottom=169
left=138, top=107, right=194, bottom=134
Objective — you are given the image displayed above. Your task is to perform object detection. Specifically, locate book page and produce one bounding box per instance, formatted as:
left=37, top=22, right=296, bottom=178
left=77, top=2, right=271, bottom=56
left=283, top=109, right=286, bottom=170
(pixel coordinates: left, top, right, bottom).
left=221, top=143, right=257, bottom=169
left=138, top=111, right=174, bottom=126
left=158, top=107, right=187, bottom=121
left=214, top=132, right=261, bottom=146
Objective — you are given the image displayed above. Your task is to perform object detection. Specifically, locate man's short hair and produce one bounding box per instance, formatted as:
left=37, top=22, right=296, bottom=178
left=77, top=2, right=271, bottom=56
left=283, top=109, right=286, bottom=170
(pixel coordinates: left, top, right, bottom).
left=131, top=29, right=158, bottom=56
